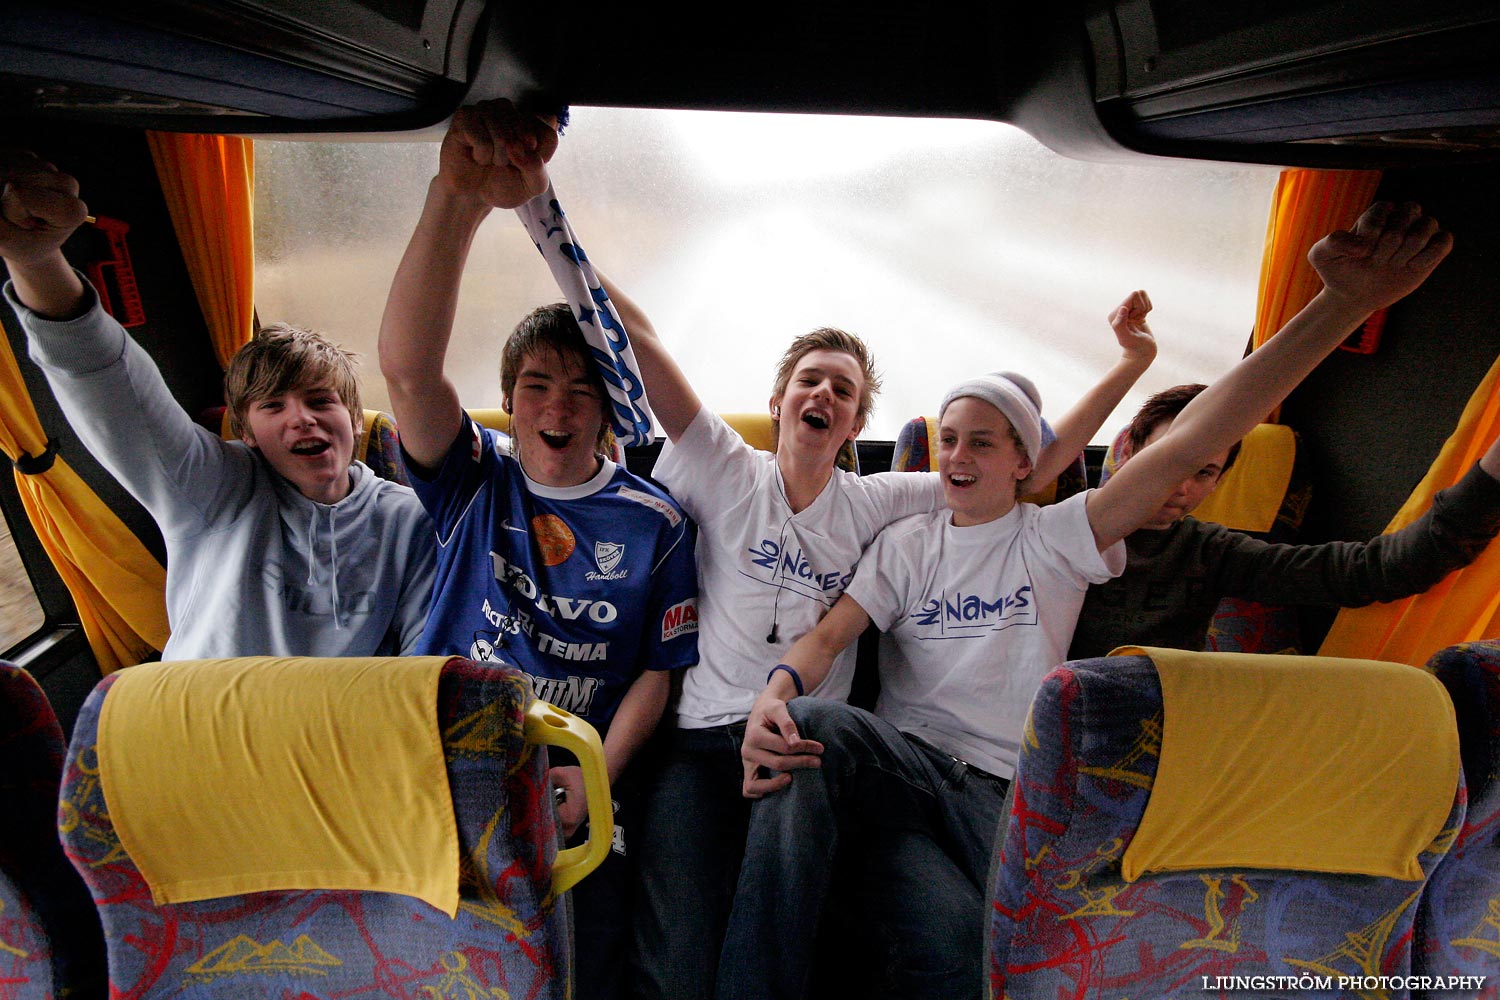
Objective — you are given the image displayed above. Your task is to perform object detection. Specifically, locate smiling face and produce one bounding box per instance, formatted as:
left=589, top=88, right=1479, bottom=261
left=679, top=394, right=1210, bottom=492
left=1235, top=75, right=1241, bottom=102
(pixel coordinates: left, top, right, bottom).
left=770, top=348, right=866, bottom=464
left=1120, top=418, right=1230, bottom=529
left=937, top=396, right=1034, bottom=526
left=241, top=382, right=358, bottom=504
left=505, top=346, right=607, bottom=488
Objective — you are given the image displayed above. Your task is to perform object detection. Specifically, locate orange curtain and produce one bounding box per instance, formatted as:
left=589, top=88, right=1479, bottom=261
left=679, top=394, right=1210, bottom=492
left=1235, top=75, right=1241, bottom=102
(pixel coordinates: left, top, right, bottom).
left=1250, top=169, right=1383, bottom=420
left=0, top=334, right=168, bottom=671
left=1319, top=358, right=1500, bottom=664
left=146, top=132, right=256, bottom=368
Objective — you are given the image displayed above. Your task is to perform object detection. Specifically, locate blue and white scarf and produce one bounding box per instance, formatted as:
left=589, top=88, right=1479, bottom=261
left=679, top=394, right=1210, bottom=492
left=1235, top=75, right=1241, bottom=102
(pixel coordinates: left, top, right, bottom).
left=516, top=185, right=656, bottom=447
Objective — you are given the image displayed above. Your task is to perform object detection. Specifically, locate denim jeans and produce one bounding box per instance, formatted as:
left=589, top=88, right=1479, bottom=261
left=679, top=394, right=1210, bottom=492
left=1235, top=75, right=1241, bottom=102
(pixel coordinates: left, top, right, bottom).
left=631, top=722, right=751, bottom=1000
left=716, top=699, right=1009, bottom=1000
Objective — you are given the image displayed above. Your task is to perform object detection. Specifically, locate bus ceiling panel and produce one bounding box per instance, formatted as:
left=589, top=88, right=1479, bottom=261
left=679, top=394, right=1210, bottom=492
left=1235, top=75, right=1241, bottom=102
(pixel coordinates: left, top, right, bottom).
left=475, top=2, right=1016, bottom=120
left=1086, top=0, right=1500, bottom=164
left=0, top=0, right=486, bottom=132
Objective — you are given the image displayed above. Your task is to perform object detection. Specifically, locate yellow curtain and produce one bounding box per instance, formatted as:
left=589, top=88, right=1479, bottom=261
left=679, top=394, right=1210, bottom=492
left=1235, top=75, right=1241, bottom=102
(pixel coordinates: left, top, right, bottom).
left=146, top=132, right=256, bottom=368
left=1250, top=169, right=1383, bottom=420
left=0, top=333, right=168, bottom=671
left=1319, top=358, right=1500, bottom=664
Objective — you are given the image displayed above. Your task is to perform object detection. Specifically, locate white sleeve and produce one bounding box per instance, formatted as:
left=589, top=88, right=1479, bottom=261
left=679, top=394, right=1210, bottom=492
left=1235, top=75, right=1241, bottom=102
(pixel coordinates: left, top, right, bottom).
left=1039, top=491, right=1126, bottom=585
left=844, top=523, right=917, bottom=632
left=864, top=470, right=945, bottom=529
left=652, top=407, right=764, bottom=527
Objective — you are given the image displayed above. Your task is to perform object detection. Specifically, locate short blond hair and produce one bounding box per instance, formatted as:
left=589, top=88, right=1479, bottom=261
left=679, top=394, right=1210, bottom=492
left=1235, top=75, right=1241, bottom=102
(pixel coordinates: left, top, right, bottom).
left=224, top=323, right=361, bottom=439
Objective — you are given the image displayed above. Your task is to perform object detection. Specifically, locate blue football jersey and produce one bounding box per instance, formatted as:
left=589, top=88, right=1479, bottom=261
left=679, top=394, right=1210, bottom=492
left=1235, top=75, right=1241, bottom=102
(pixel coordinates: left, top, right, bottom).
left=411, top=415, right=699, bottom=730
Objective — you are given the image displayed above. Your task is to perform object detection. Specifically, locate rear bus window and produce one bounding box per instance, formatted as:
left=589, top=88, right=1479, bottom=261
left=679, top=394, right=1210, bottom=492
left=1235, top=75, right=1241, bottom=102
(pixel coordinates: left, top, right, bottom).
left=255, top=109, right=1279, bottom=442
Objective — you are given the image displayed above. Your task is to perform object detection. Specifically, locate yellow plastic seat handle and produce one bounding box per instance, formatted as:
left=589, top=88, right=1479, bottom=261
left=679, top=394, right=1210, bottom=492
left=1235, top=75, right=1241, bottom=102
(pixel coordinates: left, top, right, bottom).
left=523, top=699, right=613, bottom=896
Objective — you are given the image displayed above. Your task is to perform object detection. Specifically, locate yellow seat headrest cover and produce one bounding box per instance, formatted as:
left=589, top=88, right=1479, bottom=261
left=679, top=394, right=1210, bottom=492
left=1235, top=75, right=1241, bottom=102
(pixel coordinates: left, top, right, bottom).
left=98, top=657, right=461, bottom=915
left=1112, top=646, right=1460, bottom=883
left=1190, top=423, right=1297, bottom=533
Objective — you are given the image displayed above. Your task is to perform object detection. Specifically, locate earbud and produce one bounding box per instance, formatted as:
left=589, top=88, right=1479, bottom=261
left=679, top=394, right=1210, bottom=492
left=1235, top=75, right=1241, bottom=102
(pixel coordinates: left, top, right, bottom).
left=765, top=624, right=779, bottom=644
left=772, top=406, right=780, bottom=418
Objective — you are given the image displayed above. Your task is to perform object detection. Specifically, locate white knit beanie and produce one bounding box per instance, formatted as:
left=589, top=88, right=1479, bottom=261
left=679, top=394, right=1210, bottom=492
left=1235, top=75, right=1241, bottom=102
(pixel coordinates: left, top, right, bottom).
left=938, top=371, right=1043, bottom=466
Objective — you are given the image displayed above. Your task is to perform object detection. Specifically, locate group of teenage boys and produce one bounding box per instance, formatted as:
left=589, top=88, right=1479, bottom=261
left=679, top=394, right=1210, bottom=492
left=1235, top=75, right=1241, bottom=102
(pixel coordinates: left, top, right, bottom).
left=3, top=98, right=1497, bottom=1000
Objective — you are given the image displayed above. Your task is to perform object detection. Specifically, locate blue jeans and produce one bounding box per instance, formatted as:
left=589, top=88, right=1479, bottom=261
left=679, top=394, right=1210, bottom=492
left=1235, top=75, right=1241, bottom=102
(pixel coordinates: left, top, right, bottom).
left=717, top=699, right=1009, bottom=1000
left=631, top=723, right=751, bottom=1000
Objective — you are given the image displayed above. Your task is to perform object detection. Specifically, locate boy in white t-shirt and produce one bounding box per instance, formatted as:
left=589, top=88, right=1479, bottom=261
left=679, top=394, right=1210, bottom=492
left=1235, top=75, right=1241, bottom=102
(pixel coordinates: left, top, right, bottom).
left=580, top=165, right=1161, bottom=1000
left=625, top=313, right=1159, bottom=999
left=723, top=201, right=1455, bottom=1000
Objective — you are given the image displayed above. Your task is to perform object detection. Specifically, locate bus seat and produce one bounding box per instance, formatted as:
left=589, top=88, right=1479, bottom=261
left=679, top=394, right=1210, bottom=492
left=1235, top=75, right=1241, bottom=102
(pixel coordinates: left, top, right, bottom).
left=720, top=413, right=859, bottom=473
left=1101, top=422, right=1313, bottom=654
left=360, top=410, right=411, bottom=486
left=1413, top=639, right=1500, bottom=995
left=0, top=661, right=106, bottom=1000
left=988, top=649, right=1464, bottom=1000
left=58, top=656, right=609, bottom=1000
left=890, top=415, right=1085, bottom=505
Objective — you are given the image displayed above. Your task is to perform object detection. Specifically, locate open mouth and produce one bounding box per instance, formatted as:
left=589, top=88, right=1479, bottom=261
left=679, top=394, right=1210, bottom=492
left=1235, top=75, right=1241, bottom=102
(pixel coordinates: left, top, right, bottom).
left=947, top=473, right=977, bottom=489
left=539, top=430, right=573, bottom=451
left=801, top=411, right=829, bottom=430
left=290, top=440, right=331, bottom=456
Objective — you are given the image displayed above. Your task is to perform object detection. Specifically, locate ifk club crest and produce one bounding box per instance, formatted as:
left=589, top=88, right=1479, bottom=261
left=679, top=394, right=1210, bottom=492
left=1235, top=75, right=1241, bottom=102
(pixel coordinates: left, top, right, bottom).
left=595, top=541, right=625, bottom=576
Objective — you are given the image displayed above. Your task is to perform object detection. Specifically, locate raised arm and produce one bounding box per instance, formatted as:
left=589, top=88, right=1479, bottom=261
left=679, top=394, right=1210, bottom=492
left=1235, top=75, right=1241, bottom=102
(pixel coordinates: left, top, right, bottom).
left=378, top=101, right=558, bottom=471
left=1031, top=289, right=1158, bottom=488
left=739, top=593, right=872, bottom=798
left=1087, top=202, right=1454, bottom=551
left=0, top=149, right=90, bottom=317
left=596, top=270, right=704, bottom=441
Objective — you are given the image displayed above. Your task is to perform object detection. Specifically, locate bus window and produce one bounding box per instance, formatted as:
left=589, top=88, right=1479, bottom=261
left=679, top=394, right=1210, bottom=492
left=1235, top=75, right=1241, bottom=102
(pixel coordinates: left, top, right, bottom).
left=0, top=515, right=45, bottom=654
left=254, top=108, right=1280, bottom=442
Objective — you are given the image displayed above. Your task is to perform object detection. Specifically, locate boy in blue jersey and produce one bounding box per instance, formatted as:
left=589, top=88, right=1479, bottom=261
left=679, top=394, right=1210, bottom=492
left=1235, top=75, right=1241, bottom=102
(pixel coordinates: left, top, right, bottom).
left=379, top=101, right=699, bottom=1000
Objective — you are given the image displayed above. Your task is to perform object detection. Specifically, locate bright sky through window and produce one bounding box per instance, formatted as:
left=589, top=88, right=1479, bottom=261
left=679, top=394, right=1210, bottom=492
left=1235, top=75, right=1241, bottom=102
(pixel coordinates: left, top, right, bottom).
left=255, top=108, right=1280, bottom=442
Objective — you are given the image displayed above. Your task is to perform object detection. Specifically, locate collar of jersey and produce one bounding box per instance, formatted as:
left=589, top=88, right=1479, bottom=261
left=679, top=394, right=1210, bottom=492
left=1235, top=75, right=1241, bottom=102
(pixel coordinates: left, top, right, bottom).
left=521, top=456, right=617, bottom=500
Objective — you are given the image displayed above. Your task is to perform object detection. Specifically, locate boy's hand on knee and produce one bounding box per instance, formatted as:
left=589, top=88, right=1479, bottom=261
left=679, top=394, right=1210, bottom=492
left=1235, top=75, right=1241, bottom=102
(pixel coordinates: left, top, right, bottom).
left=0, top=148, right=88, bottom=265
left=438, top=99, right=560, bottom=209
left=1310, top=201, right=1453, bottom=313
left=741, top=693, right=824, bottom=799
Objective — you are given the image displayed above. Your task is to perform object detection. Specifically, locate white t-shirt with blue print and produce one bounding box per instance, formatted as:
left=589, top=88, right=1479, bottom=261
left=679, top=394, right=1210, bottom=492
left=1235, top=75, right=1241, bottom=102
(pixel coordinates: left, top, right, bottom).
left=655, top=407, right=944, bottom=729
left=848, top=491, right=1125, bottom=779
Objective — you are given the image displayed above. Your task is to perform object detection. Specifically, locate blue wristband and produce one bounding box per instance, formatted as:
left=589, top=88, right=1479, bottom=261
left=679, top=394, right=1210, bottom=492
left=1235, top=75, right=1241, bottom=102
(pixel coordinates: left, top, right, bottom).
left=767, top=664, right=805, bottom=697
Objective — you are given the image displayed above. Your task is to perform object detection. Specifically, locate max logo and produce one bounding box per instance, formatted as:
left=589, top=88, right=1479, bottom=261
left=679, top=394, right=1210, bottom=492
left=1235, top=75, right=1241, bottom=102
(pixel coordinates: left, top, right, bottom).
left=662, top=598, right=698, bottom=641
left=748, top=539, right=853, bottom=593
left=914, top=586, right=1033, bottom=628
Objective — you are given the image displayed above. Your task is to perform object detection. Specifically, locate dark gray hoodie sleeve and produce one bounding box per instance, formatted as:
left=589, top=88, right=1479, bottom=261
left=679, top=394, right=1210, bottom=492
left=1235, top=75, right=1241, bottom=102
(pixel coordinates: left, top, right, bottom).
left=1211, top=462, right=1500, bottom=606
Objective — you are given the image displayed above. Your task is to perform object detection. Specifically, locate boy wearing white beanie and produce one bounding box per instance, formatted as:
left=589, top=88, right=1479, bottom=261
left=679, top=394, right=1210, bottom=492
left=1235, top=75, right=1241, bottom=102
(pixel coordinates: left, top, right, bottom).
left=723, top=202, right=1455, bottom=1000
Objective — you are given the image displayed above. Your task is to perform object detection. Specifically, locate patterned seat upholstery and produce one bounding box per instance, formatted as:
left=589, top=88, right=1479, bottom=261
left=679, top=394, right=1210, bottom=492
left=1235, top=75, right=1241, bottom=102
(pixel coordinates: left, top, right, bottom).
left=360, top=410, right=411, bottom=486
left=58, top=658, right=572, bottom=1000
left=1100, top=422, right=1313, bottom=653
left=989, top=653, right=1465, bottom=1000
left=0, top=661, right=106, bottom=1000
left=1414, top=640, right=1500, bottom=997
left=891, top=415, right=1085, bottom=505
